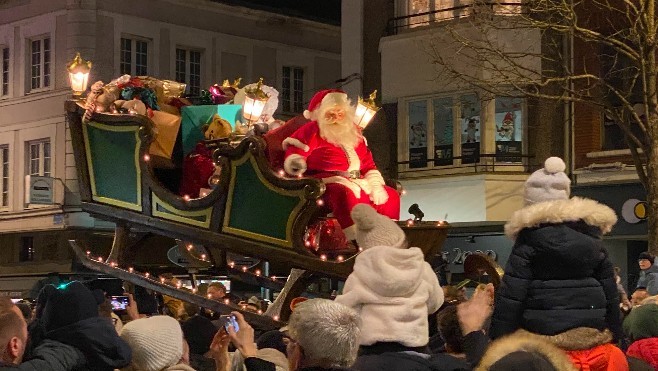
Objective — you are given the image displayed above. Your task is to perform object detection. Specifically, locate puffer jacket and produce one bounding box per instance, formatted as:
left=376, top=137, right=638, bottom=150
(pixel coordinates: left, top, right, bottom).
left=490, top=197, right=621, bottom=341
left=45, top=317, right=132, bottom=371
left=627, top=338, right=658, bottom=370
left=0, top=340, right=86, bottom=370
left=567, top=344, right=628, bottom=371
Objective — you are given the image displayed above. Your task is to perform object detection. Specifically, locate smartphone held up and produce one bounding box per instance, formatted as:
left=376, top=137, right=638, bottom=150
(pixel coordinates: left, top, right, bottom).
left=219, top=314, right=239, bottom=332
left=110, top=295, right=129, bottom=311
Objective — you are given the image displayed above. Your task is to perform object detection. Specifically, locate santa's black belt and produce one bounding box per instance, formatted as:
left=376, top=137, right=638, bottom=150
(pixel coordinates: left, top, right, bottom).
left=308, top=170, right=362, bottom=179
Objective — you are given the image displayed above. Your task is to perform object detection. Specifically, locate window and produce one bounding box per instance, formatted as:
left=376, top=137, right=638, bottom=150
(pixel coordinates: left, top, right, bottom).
left=175, top=48, right=202, bottom=96
left=2, top=47, right=8, bottom=96
left=0, top=146, right=8, bottom=207
left=602, top=112, right=647, bottom=151
left=282, top=66, right=304, bottom=113
left=403, top=94, right=524, bottom=170
left=120, top=37, right=148, bottom=76
left=26, top=139, right=51, bottom=177
left=402, top=0, right=521, bottom=28
left=30, top=37, right=50, bottom=90
left=19, top=236, right=34, bottom=262
left=495, top=97, right=523, bottom=162
left=460, top=94, right=480, bottom=164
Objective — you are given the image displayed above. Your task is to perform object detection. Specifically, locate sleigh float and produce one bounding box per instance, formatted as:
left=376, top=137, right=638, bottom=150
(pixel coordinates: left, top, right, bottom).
left=65, top=99, right=449, bottom=328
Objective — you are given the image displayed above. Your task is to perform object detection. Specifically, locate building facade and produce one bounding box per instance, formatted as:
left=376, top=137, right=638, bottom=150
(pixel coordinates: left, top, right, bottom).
left=343, top=0, right=567, bottom=279
left=0, top=0, right=340, bottom=296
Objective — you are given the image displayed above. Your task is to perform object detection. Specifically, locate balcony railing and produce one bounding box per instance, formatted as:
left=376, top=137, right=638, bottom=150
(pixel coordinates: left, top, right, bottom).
left=387, top=2, right=524, bottom=35
left=397, top=153, right=537, bottom=177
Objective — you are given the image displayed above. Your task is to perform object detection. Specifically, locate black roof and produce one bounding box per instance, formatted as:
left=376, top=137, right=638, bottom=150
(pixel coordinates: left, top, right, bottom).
left=211, top=0, right=341, bottom=25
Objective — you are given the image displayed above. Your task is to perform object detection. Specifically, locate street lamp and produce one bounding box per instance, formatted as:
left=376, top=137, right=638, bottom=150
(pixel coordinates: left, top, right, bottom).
left=67, top=52, right=92, bottom=97
left=355, top=90, right=381, bottom=129
left=241, top=78, right=270, bottom=124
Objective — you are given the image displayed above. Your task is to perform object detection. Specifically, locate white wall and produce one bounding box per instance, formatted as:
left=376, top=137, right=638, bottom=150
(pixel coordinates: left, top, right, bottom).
left=379, top=23, right=542, bottom=104
left=400, top=176, right=487, bottom=222
left=400, top=173, right=526, bottom=223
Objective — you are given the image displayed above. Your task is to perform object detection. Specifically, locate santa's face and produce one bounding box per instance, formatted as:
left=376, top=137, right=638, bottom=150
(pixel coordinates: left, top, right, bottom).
left=317, top=101, right=360, bottom=148
left=323, top=106, right=346, bottom=125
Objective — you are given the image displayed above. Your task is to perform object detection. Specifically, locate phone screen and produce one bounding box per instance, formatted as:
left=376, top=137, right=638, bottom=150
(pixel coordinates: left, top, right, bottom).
left=220, top=315, right=239, bottom=332
left=110, top=295, right=129, bottom=311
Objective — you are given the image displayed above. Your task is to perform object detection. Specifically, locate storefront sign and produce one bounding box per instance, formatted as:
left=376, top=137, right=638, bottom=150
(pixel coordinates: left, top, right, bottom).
left=409, top=147, right=427, bottom=168
left=621, top=198, right=647, bottom=224
left=25, top=175, right=54, bottom=205
left=496, top=141, right=522, bottom=162
left=434, top=145, right=453, bottom=166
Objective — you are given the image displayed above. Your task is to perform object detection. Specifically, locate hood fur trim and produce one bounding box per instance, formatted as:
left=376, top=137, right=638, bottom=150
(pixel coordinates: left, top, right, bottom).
left=533, top=328, right=613, bottom=351
left=505, top=197, right=617, bottom=240
left=476, top=330, right=577, bottom=371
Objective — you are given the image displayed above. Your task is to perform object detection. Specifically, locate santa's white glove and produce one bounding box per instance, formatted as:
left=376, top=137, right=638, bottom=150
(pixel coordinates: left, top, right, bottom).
left=370, top=186, right=389, bottom=205
left=284, top=154, right=307, bottom=176
left=365, top=170, right=389, bottom=205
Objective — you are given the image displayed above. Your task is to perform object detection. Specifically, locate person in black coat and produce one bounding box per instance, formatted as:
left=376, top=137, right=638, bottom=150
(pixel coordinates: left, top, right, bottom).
left=490, top=157, right=622, bottom=342
left=27, top=282, right=132, bottom=371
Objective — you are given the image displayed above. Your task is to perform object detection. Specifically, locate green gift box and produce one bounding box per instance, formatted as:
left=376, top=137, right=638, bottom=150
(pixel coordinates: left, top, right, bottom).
left=181, top=104, right=242, bottom=154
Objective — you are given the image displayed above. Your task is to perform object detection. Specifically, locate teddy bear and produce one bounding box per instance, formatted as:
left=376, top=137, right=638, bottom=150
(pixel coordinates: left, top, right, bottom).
left=114, top=98, right=148, bottom=116
left=84, top=81, right=120, bottom=121
left=202, top=114, right=233, bottom=140
left=465, top=117, right=479, bottom=143
left=178, top=114, right=232, bottom=198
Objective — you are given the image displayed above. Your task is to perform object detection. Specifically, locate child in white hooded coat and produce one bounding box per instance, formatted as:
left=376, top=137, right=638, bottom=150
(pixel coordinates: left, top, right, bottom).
left=335, top=204, right=444, bottom=349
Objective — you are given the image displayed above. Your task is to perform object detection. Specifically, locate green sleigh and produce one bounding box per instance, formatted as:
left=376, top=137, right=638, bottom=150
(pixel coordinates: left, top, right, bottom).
left=65, top=100, right=448, bottom=329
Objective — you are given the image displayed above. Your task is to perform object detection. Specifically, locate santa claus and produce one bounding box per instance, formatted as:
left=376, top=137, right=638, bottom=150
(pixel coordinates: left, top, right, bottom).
left=283, top=89, right=400, bottom=240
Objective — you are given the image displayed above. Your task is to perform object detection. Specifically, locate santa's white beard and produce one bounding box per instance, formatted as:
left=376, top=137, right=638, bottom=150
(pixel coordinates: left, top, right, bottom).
left=318, top=114, right=361, bottom=149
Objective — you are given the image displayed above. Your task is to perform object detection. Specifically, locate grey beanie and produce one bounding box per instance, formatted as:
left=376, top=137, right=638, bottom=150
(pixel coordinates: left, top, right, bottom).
left=524, top=157, right=570, bottom=206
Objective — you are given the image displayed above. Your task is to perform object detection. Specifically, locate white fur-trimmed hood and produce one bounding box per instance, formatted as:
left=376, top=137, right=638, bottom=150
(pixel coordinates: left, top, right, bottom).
left=505, top=197, right=618, bottom=240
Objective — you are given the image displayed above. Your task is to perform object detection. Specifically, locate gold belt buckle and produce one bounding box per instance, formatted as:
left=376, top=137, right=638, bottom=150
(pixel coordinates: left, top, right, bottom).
left=349, top=170, right=361, bottom=179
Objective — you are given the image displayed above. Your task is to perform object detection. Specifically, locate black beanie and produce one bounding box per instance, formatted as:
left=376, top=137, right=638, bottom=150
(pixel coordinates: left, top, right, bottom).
left=256, top=330, right=288, bottom=355
left=41, top=281, right=100, bottom=333
left=639, top=252, right=655, bottom=264
left=182, top=315, right=218, bottom=355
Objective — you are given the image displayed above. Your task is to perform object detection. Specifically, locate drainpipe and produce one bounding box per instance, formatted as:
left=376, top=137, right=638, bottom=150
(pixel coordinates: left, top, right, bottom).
left=563, top=28, right=575, bottom=180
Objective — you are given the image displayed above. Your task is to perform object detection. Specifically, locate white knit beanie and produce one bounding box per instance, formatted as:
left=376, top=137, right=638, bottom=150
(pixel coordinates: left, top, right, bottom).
left=120, top=315, right=184, bottom=371
left=524, top=157, right=571, bottom=206
left=351, top=204, right=406, bottom=249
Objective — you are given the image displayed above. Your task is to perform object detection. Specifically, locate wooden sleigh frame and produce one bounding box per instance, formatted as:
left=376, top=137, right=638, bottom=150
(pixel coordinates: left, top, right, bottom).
left=65, top=100, right=449, bottom=326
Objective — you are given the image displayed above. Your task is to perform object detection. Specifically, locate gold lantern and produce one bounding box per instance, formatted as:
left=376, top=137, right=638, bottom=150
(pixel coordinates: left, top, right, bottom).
left=355, top=90, right=381, bottom=129
left=67, top=52, right=92, bottom=97
left=242, top=78, right=270, bottom=124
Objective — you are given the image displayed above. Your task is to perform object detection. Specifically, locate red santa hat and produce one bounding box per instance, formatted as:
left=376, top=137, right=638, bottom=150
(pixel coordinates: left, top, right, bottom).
left=503, top=112, right=514, bottom=122
left=304, top=89, right=348, bottom=120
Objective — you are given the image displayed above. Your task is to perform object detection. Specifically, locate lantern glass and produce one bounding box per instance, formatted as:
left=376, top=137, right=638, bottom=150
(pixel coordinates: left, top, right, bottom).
left=66, top=52, right=92, bottom=97
left=69, top=71, right=90, bottom=96
left=242, top=95, right=268, bottom=123
left=356, top=102, right=377, bottom=129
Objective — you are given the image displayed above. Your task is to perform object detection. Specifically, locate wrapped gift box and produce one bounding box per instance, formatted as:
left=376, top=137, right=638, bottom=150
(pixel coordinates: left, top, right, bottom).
left=181, top=104, right=242, bottom=155
left=149, top=110, right=182, bottom=168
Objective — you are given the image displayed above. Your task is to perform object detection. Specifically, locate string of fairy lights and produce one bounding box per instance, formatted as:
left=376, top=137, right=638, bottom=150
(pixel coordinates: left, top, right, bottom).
left=86, top=250, right=281, bottom=321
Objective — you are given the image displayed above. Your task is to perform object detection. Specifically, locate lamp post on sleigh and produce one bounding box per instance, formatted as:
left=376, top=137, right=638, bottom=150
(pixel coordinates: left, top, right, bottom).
left=67, top=52, right=92, bottom=98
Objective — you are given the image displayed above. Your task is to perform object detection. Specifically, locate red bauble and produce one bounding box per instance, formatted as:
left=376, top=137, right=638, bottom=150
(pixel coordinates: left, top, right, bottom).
left=303, top=217, right=348, bottom=253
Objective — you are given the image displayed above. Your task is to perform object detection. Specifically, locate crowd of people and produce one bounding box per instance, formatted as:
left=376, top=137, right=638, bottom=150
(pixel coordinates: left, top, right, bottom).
left=3, top=157, right=658, bottom=370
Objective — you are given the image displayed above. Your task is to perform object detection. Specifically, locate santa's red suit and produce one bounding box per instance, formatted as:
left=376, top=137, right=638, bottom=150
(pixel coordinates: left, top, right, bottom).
left=283, top=89, right=400, bottom=240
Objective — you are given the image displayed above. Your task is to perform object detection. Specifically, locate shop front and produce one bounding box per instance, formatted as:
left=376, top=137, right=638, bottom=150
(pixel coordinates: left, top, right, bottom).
left=572, top=182, right=647, bottom=290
